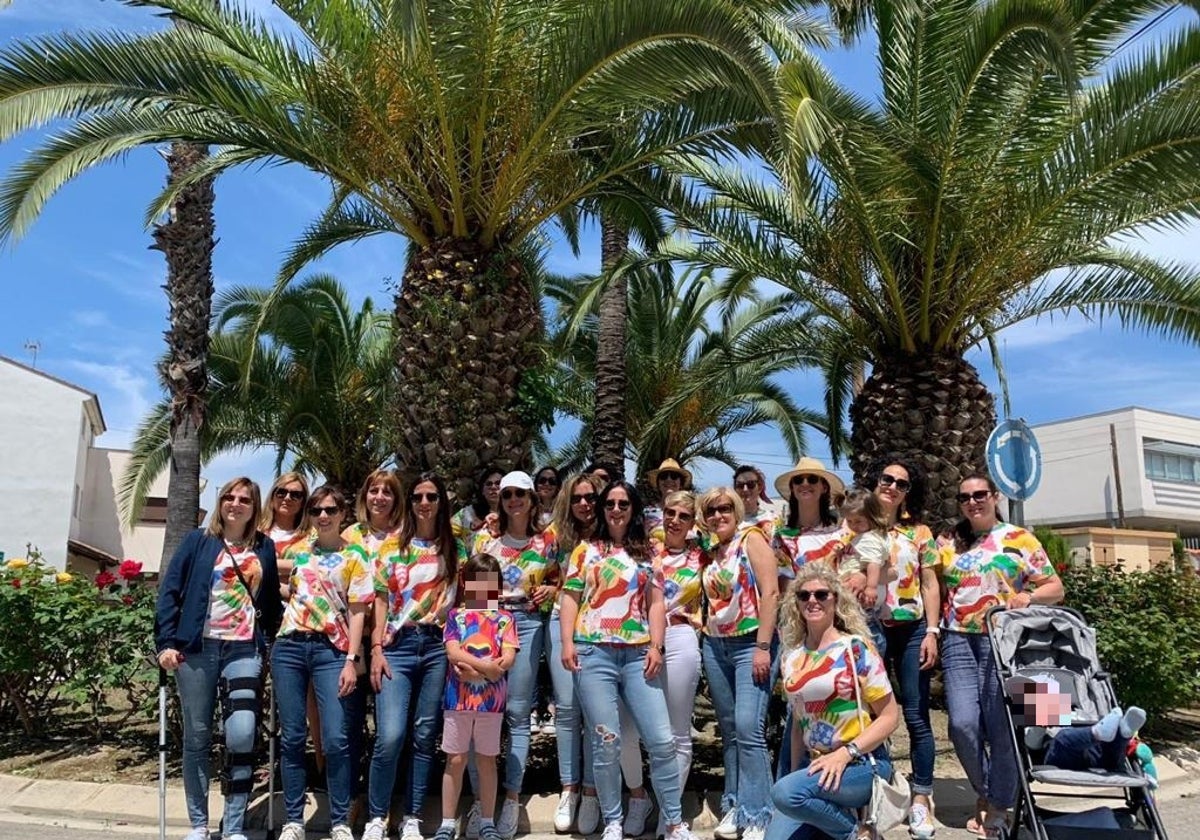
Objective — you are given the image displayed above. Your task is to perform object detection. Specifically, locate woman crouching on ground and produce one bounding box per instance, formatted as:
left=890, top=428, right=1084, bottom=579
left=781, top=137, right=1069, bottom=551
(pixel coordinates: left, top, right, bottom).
left=767, top=564, right=899, bottom=840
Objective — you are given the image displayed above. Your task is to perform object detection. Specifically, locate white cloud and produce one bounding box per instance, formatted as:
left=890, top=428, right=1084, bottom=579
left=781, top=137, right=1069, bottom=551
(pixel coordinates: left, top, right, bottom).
left=993, top=315, right=1097, bottom=350
left=63, top=359, right=154, bottom=447
left=70, top=310, right=115, bottom=329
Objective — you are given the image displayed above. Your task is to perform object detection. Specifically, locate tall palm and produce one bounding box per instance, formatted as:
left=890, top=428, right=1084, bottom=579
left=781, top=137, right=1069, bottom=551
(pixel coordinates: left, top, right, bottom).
left=543, top=264, right=834, bottom=478
left=669, top=0, right=1200, bottom=524
left=119, top=274, right=392, bottom=525
left=0, top=0, right=788, bottom=498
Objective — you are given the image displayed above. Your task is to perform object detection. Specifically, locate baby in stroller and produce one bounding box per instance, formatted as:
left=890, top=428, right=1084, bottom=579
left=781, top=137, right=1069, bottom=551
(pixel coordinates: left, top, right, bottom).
left=1005, top=674, right=1146, bottom=773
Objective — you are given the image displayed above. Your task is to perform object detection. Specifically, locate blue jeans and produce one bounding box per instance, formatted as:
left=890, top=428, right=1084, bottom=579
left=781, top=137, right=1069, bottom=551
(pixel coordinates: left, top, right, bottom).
left=546, top=613, right=594, bottom=788
left=881, top=621, right=934, bottom=795
left=576, top=643, right=683, bottom=825
left=368, top=625, right=448, bottom=819
left=943, top=630, right=1017, bottom=809
left=765, top=752, right=893, bottom=840
left=271, top=634, right=355, bottom=826
left=502, top=610, right=546, bottom=793
left=1046, top=726, right=1129, bottom=772
left=702, top=633, right=775, bottom=827
left=175, top=638, right=261, bottom=833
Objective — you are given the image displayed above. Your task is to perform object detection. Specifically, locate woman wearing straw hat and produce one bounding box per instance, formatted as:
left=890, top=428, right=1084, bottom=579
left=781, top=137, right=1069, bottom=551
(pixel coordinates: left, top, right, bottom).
left=772, top=457, right=852, bottom=586
left=643, top=458, right=693, bottom=542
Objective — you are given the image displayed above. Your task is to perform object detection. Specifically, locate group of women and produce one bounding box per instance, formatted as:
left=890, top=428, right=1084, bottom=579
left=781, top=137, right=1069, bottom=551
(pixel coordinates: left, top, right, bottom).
left=153, top=452, right=1062, bottom=840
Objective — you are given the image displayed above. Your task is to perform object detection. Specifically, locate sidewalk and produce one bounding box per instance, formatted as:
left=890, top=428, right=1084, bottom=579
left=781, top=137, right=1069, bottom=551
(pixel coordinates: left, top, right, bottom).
left=1, top=752, right=1197, bottom=840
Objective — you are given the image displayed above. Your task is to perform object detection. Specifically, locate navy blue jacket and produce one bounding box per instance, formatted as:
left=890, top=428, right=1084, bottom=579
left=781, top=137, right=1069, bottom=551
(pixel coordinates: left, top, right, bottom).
left=154, top=528, right=283, bottom=655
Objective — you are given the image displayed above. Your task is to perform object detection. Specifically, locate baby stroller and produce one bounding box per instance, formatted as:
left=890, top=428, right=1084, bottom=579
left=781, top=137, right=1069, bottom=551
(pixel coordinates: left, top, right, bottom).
left=985, top=605, right=1168, bottom=840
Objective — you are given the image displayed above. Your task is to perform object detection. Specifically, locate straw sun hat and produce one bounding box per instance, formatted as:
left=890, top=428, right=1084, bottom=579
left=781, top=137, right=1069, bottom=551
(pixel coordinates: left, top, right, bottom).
left=773, top=457, right=846, bottom=500
left=644, top=458, right=693, bottom=487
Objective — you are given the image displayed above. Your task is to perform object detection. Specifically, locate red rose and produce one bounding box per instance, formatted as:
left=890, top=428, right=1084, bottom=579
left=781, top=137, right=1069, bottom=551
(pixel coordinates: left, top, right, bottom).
left=10, top=579, right=19, bottom=589
left=118, top=559, right=143, bottom=581
left=122, top=594, right=134, bottom=606
left=95, top=571, right=117, bottom=589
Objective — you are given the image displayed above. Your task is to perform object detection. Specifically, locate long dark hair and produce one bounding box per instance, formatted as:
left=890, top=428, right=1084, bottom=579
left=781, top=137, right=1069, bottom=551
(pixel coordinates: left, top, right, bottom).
left=951, top=472, right=1003, bottom=553
left=593, top=480, right=649, bottom=565
left=785, top=480, right=838, bottom=529
left=400, top=471, right=459, bottom=583
left=470, top=465, right=504, bottom=520
left=864, top=454, right=927, bottom=525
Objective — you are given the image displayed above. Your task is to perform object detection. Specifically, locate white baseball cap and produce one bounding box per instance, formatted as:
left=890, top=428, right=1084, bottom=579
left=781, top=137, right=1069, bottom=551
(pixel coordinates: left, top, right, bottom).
left=499, top=471, right=535, bottom=492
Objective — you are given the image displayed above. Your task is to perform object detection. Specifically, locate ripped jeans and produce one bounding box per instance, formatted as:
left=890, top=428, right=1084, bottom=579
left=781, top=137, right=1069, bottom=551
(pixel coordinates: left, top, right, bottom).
left=575, top=642, right=683, bottom=827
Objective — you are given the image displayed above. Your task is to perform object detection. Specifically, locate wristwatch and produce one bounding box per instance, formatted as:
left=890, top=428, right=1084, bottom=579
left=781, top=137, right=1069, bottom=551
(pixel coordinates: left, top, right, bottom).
left=345, top=653, right=360, bottom=663
left=654, top=643, right=666, bottom=654
left=844, top=742, right=863, bottom=760
left=755, top=640, right=771, bottom=651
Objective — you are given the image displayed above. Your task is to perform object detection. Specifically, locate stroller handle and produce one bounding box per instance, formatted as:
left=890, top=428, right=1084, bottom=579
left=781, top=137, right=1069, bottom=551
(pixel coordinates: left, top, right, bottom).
left=984, top=602, right=1086, bottom=633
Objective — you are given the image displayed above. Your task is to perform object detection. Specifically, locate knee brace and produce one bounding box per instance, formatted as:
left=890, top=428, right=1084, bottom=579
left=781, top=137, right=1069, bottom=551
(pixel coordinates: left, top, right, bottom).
left=218, top=675, right=260, bottom=796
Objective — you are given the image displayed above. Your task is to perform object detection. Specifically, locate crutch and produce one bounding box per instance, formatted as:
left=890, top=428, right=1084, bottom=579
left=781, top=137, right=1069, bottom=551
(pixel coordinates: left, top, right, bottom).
left=158, top=667, right=168, bottom=840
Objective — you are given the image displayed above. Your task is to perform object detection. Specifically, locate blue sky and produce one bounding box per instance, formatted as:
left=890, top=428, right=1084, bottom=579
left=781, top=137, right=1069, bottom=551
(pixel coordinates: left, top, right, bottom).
left=1, top=0, right=1197, bottom=506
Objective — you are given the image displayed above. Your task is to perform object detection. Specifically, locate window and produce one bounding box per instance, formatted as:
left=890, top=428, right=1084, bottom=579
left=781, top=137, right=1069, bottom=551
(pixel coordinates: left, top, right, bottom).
left=1144, top=439, right=1200, bottom=484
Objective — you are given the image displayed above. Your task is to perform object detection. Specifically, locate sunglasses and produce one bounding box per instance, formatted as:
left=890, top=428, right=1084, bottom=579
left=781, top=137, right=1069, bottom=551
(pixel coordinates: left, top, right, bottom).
left=410, top=492, right=439, bottom=503
left=483, top=479, right=502, bottom=489
left=705, top=502, right=735, bottom=518
left=571, top=492, right=598, bottom=505
left=536, top=475, right=559, bottom=486
left=877, top=474, right=912, bottom=492
left=222, top=493, right=253, bottom=506
left=734, top=480, right=759, bottom=490
left=604, top=499, right=631, bottom=511
left=664, top=508, right=694, bottom=522
left=791, top=474, right=824, bottom=486
left=957, top=490, right=993, bottom=504
left=273, top=488, right=304, bottom=501
left=309, top=505, right=341, bottom=516
left=658, top=471, right=683, bottom=482
left=501, top=488, right=529, bottom=500
left=797, top=589, right=833, bottom=602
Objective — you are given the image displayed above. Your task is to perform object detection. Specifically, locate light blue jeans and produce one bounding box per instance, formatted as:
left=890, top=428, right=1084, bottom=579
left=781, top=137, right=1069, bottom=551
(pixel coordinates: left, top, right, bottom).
left=765, top=751, right=893, bottom=840
left=271, top=634, right=354, bottom=826
left=368, top=625, right=448, bottom=819
left=702, top=633, right=775, bottom=827
left=175, top=638, right=261, bottom=834
left=943, top=630, right=1017, bottom=809
left=546, top=613, right=594, bottom=787
left=576, top=642, right=683, bottom=826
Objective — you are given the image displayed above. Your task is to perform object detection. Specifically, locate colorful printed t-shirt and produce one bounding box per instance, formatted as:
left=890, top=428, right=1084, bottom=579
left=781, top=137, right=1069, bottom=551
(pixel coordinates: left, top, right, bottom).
left=375, top=537, right=461, bottom=643
left=278, top=540, right=374, bottom=652
left=702, top=527, right=767, bottom=637
left=452, top=506, right=490, bottom=544
left=938, top=522, right=1057, bottom=634
left=774, top=522, right=852, bottom=579
left=342, top=521, right=402, bottom=565
left=742, top=508, right=781, bottom=543
left=782, top=635, right=892, bottom=756
left=654, top=540, right=706, bottom=629
left=472, top=530, right=558, bottom=603
left=204, top=545, right=263, bottom=641
left=443, top=607, right=520, bottom=712
left=564, top=541, right=663, bottom=645
left=269, top=526, right=307, bottom=559
left=880, top=524, right=938, bottom=624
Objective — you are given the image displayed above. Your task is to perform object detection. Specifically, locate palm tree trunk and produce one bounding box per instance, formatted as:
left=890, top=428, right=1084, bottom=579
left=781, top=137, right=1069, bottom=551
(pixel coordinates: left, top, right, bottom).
left=849, top=353, right=996, bottom=530
left=392, top=239, right=542, bottom=500
left=152, top=139, right=215, bottom=574
left=592, top=214, right=629, bottom=475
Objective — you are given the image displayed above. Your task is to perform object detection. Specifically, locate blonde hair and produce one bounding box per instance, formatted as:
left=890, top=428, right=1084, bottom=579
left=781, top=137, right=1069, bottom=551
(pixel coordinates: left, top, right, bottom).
left=695, top=487, right=745, bottom=542
left=779, top=563, right=873, bottom=652
left=259, top=471, right=310, bottom=532
left=206, top=477, right=263, bottom=540
left=839, top=488, right=889, bottom=534
left=551, top=473, right=601, bottom=556
left=355, top=469, right=404, bottom=529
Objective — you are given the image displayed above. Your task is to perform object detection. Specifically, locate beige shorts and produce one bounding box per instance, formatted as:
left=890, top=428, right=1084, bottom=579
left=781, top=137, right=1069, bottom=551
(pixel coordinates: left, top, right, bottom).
left=442, top=710, right=503, bottom=756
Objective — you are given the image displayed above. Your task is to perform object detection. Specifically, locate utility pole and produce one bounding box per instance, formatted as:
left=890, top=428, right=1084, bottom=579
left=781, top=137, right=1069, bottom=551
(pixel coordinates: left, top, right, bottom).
left=1110, top=423, right=1126, bottom=528
left=23, top=340, right=40, bottom=369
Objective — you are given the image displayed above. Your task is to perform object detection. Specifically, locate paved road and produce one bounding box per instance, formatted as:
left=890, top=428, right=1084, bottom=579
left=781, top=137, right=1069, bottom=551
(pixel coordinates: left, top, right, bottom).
left=2, top=793, right=1198, bottom=840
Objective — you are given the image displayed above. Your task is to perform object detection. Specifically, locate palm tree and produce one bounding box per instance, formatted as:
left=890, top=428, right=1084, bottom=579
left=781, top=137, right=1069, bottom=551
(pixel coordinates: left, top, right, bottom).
left=668, top=0, right=1200, bottom=524
left=543, top=264, right=834, bottom=478
left=0, top=0, right=788, bottom=498
left=119, top=274, right=392, bottom=526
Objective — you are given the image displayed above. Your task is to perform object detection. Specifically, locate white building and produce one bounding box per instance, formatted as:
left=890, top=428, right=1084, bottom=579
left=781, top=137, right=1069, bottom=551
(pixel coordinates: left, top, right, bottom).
left=1023, top=406, right=1200, bottom=540
left=0, top=355, right=172, bottom=574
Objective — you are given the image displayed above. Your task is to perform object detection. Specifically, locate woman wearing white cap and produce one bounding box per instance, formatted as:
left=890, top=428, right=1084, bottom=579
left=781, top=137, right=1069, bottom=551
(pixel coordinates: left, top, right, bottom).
left=470, top=470, right=558, bottom=838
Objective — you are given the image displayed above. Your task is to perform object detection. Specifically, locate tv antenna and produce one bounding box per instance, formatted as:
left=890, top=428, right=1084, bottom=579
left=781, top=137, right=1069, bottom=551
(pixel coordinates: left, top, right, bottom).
left=24, top=340, right=41, bottom=369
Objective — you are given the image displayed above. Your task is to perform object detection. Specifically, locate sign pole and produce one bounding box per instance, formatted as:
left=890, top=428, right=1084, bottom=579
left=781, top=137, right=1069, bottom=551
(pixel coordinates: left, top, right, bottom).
left=1010, top=499, right=1025, bottom=528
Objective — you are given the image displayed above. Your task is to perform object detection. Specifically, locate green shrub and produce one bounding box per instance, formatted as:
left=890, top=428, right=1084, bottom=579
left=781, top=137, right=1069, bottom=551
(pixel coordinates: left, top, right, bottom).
left=1034, top=526, right=1074, bottom=575
left=1062, top=563, right=1200, bottom=718
left=0, top=548, right=157, bottom=736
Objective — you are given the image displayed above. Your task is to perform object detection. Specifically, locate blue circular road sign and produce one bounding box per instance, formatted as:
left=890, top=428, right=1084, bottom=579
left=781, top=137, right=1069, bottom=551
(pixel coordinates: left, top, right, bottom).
left=986, top=419, right=1042, bottom=501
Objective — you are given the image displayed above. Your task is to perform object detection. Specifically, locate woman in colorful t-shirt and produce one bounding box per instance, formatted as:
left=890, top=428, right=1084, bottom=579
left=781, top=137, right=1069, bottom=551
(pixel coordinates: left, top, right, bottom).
left=272, top=484, right=374, bottom=840
left=261, top=472, right=310, bottom=598
left=939, top=473, right=1063, bottom=839
left=470, top=471, right=558, bottom=837
left=154, top=477, right=281, bottom=840
left=733, top=464, right=779, bottom=542
left=771, top=458, right=853, bottom=591
left=452, top=465, right=503, bottom=547
left=560, top=481, right=696, bottom=840
left=866, top=455, right=941, bottom=839
left=698, top=486, right=779, bottom=839
left=767, top=564, right=899, bottom=840
left=365, top=472, right=462, bottom=840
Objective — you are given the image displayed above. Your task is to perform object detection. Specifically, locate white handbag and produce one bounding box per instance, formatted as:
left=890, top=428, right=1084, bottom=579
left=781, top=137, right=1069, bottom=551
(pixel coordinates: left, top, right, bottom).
left=846, top=637, right=913, bottom=832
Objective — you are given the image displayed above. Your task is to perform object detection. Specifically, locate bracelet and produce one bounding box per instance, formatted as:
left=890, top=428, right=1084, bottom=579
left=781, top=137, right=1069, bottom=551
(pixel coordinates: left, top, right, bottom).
left=371, top=641, right=383, bottom=649
left=925, top=626, right=941, bottom=636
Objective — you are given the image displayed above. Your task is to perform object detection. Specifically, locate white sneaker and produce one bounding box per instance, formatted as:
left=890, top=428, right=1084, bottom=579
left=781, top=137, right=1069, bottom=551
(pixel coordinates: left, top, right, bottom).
left=530, top=712, right=542, bottom=734
left=331, top=826, right=355, bottom=840
left=182, top=829, right=209, bottom=840
left=554, top=790, right=580, bottom=833
left=601, top=820, right=624, bottom=840
left=577, top=794, right=601, bottom=835
left=624, top=796, right=654, bottom=837
left=909, top=802, right=936, bottom=839
left=713, top=809, right=739, bottom=840
left=742, top=828, right=764, bottom=840
left=279, top=824, right=306, bottom=840
left=665, top=824, right=698, bottom=840
left=496, top=798, right=521, bottom=839
left=465, top=802, right=482, bottom=839
left=542, top=713, right=557, bottom=735
left=363, top=817, right=387, bottom=840
left=402, top=816, right=425, bottom=840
